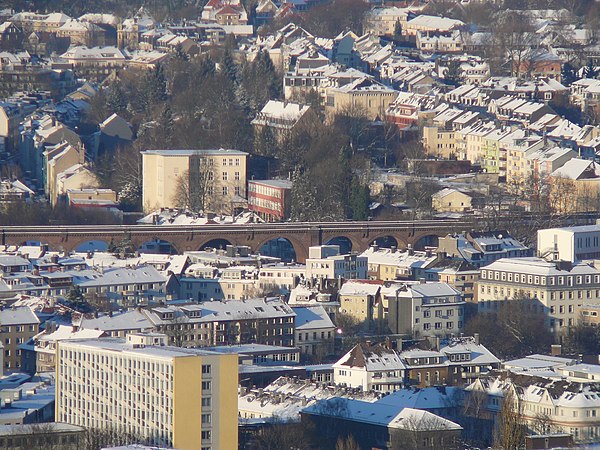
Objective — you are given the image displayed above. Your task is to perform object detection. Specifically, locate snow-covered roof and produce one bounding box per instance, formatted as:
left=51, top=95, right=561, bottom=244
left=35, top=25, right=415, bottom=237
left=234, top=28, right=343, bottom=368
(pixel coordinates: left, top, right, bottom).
left=483, top=257, right=599, bottom=276
left=293, top=305, right=335, bottom=331
left=334, top=343, right=406, bottom=372
left=407, top=14, right=464, bottom=31
left=338, top=280, right=382, bottom=297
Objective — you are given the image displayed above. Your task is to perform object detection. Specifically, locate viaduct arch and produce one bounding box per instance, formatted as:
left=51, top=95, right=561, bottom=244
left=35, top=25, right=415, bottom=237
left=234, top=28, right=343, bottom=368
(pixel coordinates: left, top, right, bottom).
left=1, top=220, right=472, bottom=263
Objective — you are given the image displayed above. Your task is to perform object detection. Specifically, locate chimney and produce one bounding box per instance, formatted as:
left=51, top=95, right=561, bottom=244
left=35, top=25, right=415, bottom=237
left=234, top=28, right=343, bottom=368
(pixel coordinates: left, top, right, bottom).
left=434, top=336, right=440, bottom=351
left=473, top=333, right=479, bottom=345
left=551, top=344, right=562, bottom=356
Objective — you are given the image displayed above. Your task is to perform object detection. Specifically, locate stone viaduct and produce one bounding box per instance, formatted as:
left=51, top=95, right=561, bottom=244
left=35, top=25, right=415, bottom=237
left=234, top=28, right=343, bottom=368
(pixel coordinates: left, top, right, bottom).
left=0, top=220, right=475, bottom=262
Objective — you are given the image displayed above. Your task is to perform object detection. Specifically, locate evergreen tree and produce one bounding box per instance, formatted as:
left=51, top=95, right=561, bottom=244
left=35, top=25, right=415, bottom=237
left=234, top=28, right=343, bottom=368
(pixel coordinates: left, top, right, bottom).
left=290, top=167, right=320, bottom=221
left=561, top=62, right=578, bottom=86
left=105, top=82, right=128, bottom=115
left=444, top=60, right=463, bottom=86
left=349, top=181, right=370, bottom=220
left=173, top=44, right=190, bottom=62
left=67, top=285, right=84, bottom=303
left=393, top=19, right=402, bottom=41
left=155, top=104, right=175, bottom=147
left=584, top=59, right=599, bottom=79
left=198, top=55, right=216, bottom=79
left=142, top=64, right=168, bottom=111
left=220, top=49, right=238, bottom=84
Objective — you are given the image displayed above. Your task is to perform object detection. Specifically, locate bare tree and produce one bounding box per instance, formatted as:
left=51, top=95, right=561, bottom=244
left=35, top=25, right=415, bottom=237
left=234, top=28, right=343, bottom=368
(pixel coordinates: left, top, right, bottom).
left=335, top=434, right=361, bottom=450
left=161, top=313, right=193, bottom=347
left=489, top=11, right=538, bottom=77
left=493, top=390, right=526, bottom=450
left=83, top=426, right=144, bottom=450
left=172, top=155, right=218, bottom=212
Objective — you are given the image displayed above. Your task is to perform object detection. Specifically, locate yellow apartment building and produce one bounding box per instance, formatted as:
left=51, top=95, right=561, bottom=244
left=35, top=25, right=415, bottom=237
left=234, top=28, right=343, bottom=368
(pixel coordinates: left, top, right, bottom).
left=55, top=333, right=238, bottom=450
left=142, top=148, right=248, bottom=213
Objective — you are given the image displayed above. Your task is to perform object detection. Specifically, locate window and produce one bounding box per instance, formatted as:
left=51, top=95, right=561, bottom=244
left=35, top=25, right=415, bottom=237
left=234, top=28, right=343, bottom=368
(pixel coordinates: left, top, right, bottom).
left=202, top=397, right=212, bottom=407
left=235, top=172, right=240, bottom=180
left=222, top=186, right=228, bottom=195
left=202, top=364, right=211, bottom=374
left=222, top=172, right=228, bottom=181
left=202, top=381, right=211, bottom=391
left=201, top=430, right=211, bottom=441
left=202, top=413, right=211, bottom=424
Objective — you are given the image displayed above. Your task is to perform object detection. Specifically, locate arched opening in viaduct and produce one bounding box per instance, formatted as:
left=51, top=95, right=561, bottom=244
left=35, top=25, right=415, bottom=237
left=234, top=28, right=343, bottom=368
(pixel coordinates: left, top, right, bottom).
left=198, top=238, right=233, bottom=251
left=413, top=234, right=440, bottom=250
left=371, top=235, right=400, bottom=249
left=74, top=240, right=110, bottom=253
left=258, top=237, right=297, bottom=263
left=138, top=239, right=179, bottom=255
left=325, top=236, right=353, bottom=254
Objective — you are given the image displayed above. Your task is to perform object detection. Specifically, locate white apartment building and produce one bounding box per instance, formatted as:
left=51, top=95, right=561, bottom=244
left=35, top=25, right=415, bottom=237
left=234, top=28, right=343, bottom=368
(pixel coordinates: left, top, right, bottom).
left=55, top=333, right=238, bottom=450
left=333, top=342, right=406, bottom=393
left=477, top=257, right=600, bottom=332
left=382, top=281, right=465, bottom=337
left=305, top=245, right=368, bottom=281
left=538, top=224, right=600, bottom=262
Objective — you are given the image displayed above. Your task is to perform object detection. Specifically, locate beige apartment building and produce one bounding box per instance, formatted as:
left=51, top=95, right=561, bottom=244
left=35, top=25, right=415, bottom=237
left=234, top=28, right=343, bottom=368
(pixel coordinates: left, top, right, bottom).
left=477, top=257, right=600, bottom=334
left=0, top=306, right=40, bottom=371
left=142, top=149, right=248, bottom=213
left=56, top=333, right=238, bottom=450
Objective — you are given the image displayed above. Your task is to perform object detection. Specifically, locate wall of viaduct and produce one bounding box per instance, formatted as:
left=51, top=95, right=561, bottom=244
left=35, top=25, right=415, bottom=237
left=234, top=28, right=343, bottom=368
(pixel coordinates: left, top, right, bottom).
left=1, top=221, right=473, bottom=262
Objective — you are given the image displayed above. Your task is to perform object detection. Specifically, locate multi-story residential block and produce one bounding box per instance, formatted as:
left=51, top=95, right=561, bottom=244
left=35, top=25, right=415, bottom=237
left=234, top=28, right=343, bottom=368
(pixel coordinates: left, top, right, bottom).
left=363, top=6, right=422, bottom=36
left=0, top=306, right=39, bottom=371
left=385, top=91, right=439, bottom=132
left=257, top=262, right=305, bottom=293
left=56, top=333, right=238, bottom=450
left=437, top=230, right=530, bottom=268
left=293, top=305, right=335, bottom=359
left=476, top=257, right=600, bottom=333
left=466, top=369, right=600, bottom=443
left=416, top=30, right=463, bottom=53
left=325, top=77, right=398, bottom=120
left=75, top=265, right=167, bottom=306
left=252, top=100, right=313, bottom=142
left=305, top=245, right=368, bottom=282
left=338, top=279, right=383, bottom=329
left=360, top=245, right=436, bottom=281
left=538, top=224, right=600, bottom=262
left=426, top=260, right=480, bottom=302
left=74, top=309, right=154, bottom=338
left=144, top=298, right=296, bottom=347
left=400, top=335, right=500, bottom=388
left=303, top=399, right=461, bottom=450
left=58, top=46, right=127, bottom=80
left=0, top=423, right=85, bottom=450
left=141, top=149, right=248, bottom=214
left=333, top=342, right=406, bottom=393
left=404, top=15, right=464, bottom=36
left=32, top=325, right=105, bottom=373
left=383, top=281, right=465, bottom=337
left=247, top=179, right=293, bottom=222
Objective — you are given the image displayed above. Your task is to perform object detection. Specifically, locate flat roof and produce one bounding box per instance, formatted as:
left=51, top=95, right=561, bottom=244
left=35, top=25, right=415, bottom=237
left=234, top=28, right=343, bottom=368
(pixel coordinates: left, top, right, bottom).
left=142, top=149, right=248, bottom=156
